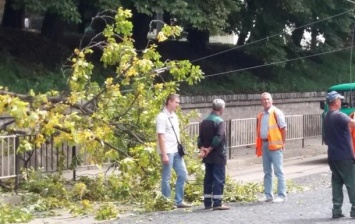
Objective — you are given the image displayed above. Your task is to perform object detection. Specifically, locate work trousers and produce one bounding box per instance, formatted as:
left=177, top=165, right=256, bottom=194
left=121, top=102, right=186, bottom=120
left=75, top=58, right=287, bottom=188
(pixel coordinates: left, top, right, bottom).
left=328, top=159, right=355, bottom=216
left=203, top=163, right=226, bottom=208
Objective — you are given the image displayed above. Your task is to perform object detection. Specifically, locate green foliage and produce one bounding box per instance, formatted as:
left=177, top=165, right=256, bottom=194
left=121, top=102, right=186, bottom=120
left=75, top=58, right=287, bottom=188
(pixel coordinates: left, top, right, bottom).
left=74, top=175, right=109, bottom=201
left=23, top=169, right=67, bottom=199
left=142, top=191, right=176, bottom=212
left=0, top=56, right=68, bottom=94
left=11, top=163, right=305, bottom=221
left=106, top=174, right=131, bottom=200
left=286, top=179, right=306, bottom=193
left=95, top=203, right=118, bottom=220
left=14, top=0, right=81, bottom=23
left=69, top=200, right=94, bottom=216
left=224, top=178, right=263, bottom=202
left=71, top=182, right=88, bottom=200
left=26, top=196, right=67, bottom=212
left=0, top=5, right=321, bottom=222
left=0, top=204, right=32, bottom=223
left=12, top=0, right=241, bottom=35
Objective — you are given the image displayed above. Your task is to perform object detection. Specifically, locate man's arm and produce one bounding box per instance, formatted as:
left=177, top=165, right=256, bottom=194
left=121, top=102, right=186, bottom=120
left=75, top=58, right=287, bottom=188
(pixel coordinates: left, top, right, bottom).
left=348, top=119, right=355, bottom=128
left=211, top=121, right=226, bottom=148
left=158, top=133, right=169, bottom=164
left=275, top=109, right=287, bottom=149
left=197, top=122, right=203, bottom=149
left=198, top=121, right=224, bottom=158
left=197, top=122, right=212, bottom=158
left=203, top=121, right=225, bottom=157
left=280, top=127, right=287, bottom=149
left=156, top=114, right=169, bottom=164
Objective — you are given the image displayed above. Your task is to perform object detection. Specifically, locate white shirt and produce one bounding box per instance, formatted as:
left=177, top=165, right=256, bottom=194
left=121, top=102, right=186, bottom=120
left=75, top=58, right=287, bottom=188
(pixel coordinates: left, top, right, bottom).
left=156, top=108, right=180, bottom=154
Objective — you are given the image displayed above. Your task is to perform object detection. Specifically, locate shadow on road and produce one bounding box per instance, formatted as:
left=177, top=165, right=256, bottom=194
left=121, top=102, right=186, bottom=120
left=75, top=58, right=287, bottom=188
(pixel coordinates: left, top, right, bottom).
left=285, top=217, right=348, bottom=223
left=295, top=157, right=328, bottom=166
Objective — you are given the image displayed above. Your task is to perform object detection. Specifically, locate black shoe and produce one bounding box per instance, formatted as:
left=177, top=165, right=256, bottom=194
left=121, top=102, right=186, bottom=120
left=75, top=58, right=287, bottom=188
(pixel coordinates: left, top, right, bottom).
left=332, top=214, right=345, bottom=219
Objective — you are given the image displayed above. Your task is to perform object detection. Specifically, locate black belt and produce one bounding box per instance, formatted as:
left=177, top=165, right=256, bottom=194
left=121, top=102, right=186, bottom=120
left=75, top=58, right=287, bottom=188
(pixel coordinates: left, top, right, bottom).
left=262, top=139, right=268, bottom=142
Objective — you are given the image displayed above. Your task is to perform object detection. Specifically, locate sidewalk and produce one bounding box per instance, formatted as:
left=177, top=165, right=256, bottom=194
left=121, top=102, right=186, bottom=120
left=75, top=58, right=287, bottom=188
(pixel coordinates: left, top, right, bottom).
left=226, top=136, right=328, bottom=183
left=229, top=137, right=326, bottom=169
left=21, top=137, right=331, bottom=224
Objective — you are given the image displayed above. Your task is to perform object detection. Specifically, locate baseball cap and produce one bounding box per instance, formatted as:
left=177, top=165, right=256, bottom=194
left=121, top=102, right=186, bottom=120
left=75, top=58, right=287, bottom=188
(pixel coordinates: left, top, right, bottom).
left=326, top=91, right=344, bottom=102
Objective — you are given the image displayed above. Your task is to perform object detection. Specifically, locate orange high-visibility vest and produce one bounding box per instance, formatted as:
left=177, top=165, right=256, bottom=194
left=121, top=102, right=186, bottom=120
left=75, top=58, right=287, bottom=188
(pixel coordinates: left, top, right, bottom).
left=256, top=109, right=284, bottom=157
left=349, top=112, right=355, bottom=155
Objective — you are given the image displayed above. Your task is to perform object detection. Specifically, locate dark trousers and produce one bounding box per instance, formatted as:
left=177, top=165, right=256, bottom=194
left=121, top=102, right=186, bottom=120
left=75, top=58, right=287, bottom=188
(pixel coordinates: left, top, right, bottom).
left=328, top=159, right=355, bottom=216
left=203, top=163, right=226, bottom=208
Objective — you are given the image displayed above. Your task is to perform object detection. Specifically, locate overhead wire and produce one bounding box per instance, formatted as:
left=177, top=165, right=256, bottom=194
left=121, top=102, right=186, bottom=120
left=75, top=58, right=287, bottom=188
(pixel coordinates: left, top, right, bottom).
left=204, top=46, right=355, bottom=78
left=82, top=7, right=355, bottom=93
left=191, top=8, right=355, bottom=63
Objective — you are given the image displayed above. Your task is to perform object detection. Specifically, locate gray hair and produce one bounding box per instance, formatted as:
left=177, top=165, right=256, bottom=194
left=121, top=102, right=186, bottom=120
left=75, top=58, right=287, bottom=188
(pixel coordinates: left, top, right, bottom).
left=212, top=99, right=225, bottom=111
left=261, top=92, right=272, bottom=100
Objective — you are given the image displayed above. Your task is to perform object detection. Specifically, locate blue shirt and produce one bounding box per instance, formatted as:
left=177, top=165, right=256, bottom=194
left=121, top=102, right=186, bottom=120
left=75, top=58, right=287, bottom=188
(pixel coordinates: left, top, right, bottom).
left=324, top=110, right=353, bottom=161
left=260, top=106, right=287, bottom=139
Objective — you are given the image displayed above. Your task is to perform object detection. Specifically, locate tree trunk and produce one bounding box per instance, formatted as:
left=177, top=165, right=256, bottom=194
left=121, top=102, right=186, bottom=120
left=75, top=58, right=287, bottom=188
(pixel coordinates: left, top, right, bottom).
left=310, top=27, right=318, bottom=52
left=237, top=32, right=248, bottom=46
left=2, top=0, right=24, bottom=29
left=132, top=9, right=152, bottom=50
left=77, top=0, right=86, bottom=33
left=77, top=0, right=95, bottom=34
left=186, top=28, right=209, bottom=52
left=291, top=26, right=304, bottom=48
left=41, top=11, right=65, bottom=42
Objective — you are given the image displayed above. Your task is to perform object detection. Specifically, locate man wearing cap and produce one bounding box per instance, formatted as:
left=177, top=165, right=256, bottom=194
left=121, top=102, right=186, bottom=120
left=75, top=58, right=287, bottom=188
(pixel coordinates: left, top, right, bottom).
left=323, top=90, right=355, bottom=219
left=198, top=99, right=230, bottom=210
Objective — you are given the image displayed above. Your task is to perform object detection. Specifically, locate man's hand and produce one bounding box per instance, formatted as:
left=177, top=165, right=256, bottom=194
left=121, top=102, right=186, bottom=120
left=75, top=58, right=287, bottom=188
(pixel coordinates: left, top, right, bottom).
left=162, top=154, right=169, bottom=164
left=198, top=149, right=207, bottom=158
left=281, top=143, right=286, bottom=151
left=198, top=147, right=212, bottom=158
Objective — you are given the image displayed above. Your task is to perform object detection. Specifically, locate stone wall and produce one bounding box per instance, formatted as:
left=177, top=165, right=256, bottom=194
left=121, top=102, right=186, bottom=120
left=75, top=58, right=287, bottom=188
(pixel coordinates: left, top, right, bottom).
left=0, top=0, right=4, bottom=23
left=180, top=92, right=326, bottom=121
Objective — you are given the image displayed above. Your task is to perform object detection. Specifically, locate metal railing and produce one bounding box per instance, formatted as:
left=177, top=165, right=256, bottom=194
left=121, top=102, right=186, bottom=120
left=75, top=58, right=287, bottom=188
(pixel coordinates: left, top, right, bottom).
left=0, top=135, right=98, bottom=186
left=16, top=136, right=95, bottom=174
left=0, top=135, right=17, bottom=180
left=0, top=114, right=323, bottom=185
left=188, top=114, right=322, bottom=159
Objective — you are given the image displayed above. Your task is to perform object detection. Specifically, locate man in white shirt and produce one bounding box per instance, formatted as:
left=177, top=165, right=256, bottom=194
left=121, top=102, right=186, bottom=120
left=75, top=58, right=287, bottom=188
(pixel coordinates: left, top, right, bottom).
left=156, top=94, right=191, bottom=208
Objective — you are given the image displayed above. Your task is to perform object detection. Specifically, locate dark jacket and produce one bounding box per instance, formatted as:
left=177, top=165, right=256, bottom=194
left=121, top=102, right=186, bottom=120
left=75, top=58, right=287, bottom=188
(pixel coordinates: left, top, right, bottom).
left=197, top=112, right=227, bottom=165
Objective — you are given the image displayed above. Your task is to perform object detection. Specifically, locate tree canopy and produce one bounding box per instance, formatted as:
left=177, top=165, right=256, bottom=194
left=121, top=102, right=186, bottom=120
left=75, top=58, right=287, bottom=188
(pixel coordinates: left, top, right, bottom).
left=0, top=7, right=211, bottom=212
left=0, top=6, right=203, bottom=154
left=1, top=0, right=355, bottom=92
left=2, top=0, right=354, bottom=51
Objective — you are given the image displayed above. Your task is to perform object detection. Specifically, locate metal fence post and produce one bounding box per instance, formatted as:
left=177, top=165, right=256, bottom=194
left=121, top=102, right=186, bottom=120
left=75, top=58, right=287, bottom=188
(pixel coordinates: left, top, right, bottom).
left=72, top=146, right=76, bottom=181
left=226, top=120, right=232, bottom=160
left=302, top=115, right=305, bottom=148
left=15, top=136, right=19, bottom=194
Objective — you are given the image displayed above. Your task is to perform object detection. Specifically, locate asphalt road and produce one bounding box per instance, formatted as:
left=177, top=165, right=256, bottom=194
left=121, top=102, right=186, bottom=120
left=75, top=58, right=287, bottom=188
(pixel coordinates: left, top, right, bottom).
left=113, top=156, right=353, bottom=224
